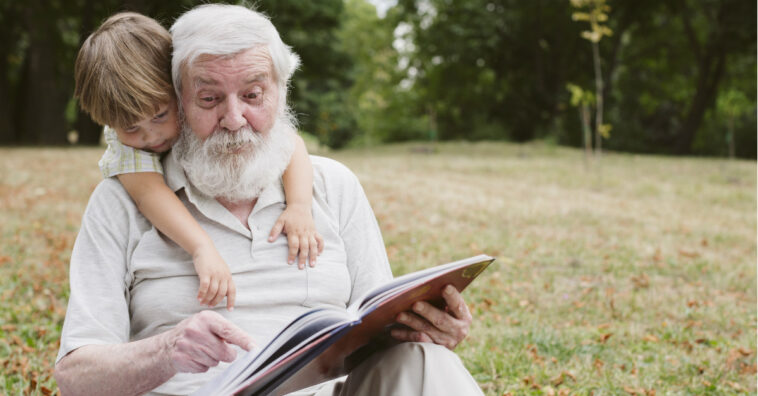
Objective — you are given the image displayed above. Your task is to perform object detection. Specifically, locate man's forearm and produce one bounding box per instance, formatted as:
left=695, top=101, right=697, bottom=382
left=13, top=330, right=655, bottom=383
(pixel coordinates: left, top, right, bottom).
left=55, top=331, right=176, bottom=396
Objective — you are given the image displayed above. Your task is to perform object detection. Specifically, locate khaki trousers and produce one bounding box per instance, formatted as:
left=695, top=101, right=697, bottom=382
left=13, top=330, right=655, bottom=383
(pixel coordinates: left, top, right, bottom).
left=288, top=342, right=484, bottom=396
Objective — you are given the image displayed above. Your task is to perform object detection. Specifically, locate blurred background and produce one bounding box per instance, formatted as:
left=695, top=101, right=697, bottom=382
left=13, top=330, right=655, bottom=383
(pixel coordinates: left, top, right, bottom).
left=0, top=0, right=755, bottom=156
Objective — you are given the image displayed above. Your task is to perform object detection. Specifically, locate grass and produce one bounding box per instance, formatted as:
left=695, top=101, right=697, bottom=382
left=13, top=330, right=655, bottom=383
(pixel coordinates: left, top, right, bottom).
left=0, top=141, right=755, bottom=395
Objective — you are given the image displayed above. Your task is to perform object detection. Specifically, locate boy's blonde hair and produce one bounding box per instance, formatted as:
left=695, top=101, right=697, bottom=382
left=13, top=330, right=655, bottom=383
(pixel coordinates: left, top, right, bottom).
left=75, top=12, right=173, bottom=129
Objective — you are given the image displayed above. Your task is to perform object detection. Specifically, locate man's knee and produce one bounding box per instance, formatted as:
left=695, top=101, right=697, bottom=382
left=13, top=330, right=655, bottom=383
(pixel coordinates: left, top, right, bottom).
left=343, top=342, right=483, bottom=396
left=380, top=341, right=456, bottom=371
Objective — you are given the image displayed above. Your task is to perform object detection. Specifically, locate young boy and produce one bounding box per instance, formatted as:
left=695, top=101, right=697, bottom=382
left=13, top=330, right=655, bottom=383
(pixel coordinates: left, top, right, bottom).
left=74, top=12, right=323, bottom=311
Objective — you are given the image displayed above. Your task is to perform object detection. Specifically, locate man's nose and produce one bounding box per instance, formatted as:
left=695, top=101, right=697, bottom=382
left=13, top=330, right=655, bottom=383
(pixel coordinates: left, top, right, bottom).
left=219, top=97, right=246, bottom=131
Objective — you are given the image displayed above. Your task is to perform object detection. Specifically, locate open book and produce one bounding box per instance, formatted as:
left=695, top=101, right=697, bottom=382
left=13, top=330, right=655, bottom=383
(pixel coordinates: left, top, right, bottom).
left=191, top=254, right=495, bottom=396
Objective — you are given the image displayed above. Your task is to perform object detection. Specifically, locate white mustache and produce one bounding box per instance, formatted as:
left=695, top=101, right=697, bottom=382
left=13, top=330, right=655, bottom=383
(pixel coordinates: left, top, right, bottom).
left=206, top=126, right=260, bottom=155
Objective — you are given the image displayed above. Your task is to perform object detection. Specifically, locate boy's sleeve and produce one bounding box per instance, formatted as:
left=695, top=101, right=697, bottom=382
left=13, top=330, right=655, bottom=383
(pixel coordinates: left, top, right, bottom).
left=98, top=126, right=163, bottom=178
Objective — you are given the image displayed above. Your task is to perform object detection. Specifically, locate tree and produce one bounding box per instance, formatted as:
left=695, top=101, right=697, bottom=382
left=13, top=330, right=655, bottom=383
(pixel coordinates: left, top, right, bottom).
left=716, top=89, right=751, bottom=159
left=566, top=83, right=594, bottom=164
left=256, top=0, right=357, bottom=148
left=570, top=0, right=612, bottom=157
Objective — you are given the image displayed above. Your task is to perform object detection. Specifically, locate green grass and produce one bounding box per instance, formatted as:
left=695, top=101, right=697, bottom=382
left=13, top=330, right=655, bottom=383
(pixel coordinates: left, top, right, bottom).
left=1, top=142, right=755, bottom=395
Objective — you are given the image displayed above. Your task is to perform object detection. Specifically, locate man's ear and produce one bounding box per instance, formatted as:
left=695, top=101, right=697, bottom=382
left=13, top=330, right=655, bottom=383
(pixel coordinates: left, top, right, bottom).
left=287, top=52, right=301, bottom=78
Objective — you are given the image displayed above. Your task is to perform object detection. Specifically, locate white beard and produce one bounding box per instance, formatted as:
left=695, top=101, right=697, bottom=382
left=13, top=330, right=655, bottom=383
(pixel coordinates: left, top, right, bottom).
left=174, top=115, right=297, bottom=203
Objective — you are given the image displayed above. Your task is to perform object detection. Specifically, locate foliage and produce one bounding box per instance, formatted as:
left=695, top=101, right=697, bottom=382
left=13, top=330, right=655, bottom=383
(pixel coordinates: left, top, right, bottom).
left=1, top=144, right=756, bottom=394
left=0, top=0, right=755, bottom=157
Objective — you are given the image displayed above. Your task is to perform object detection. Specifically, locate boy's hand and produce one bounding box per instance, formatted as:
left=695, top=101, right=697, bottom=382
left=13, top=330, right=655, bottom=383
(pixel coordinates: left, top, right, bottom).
left=268, top=204, right=324, bottom=269
left=193, top=245, right=236, bottom=311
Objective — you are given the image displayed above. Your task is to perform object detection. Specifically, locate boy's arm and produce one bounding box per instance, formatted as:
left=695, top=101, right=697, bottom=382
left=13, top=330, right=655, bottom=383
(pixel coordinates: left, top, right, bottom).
left=117, top=172, right=235, bottom=309
left=269, top=135, right=324, bottom=268
left=282, top=135, right=313, bottom=210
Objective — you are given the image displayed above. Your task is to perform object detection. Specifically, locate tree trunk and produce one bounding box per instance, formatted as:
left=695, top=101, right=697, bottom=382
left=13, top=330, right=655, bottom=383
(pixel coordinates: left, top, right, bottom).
left=674, top=47, right=726, bottom=154
left=0, top=2, right=21, bottom=144
left=0, top=47, right=14, bottom=144
left=18, top=3, right=67, bottom=145
left=74, top=0, right=105, bottom=145
left=18, top=34, right=68, bottom=144
left=727, top=116, right=735, bottom=159
left=581, top=104, right=592, bottom=166
left=592, top=40, right=604, bottom=157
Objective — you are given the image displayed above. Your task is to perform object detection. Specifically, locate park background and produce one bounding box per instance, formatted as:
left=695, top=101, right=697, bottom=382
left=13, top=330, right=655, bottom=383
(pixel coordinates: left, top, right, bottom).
left=0, top=0, right=756, bottom=394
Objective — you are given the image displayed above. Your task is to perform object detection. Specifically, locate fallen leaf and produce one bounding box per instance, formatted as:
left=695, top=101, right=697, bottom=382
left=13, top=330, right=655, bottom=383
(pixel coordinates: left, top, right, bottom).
left=643, top=334, right=659, bottom=342
left=594, top=358, right=604, bottom=373
left=678, top=249, right=699, bottom=258
left=598, top=333, right=613, bottom=344
left=631, top=273, right=650, bottom=289
left=726, top=381, right=745, bottom=392
left=550, top=373, right=564, bottom=386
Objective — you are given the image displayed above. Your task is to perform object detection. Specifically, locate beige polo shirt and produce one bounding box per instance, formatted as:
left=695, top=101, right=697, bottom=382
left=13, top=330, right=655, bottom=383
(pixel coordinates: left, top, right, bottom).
left=57, top=151, right=393, bottom=395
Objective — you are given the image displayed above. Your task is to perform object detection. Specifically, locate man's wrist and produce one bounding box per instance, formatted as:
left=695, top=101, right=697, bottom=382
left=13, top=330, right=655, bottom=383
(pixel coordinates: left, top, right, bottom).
left=156, top=328, right=180, bottom=375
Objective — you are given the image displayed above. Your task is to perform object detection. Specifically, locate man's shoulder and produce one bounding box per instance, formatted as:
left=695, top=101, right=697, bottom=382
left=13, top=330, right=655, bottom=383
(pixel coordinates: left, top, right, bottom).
left=310, top=155, right=360, bottom=185
left=310, top=156, right=366, bottom=205
left=85, top=178, right=137, bottom=216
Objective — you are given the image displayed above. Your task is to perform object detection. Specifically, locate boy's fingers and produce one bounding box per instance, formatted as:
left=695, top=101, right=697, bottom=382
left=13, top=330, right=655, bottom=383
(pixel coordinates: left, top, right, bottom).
left=269, top=220, right=284, bottom=242
left=205, top=278, right=219, bottom=306
left=308, top=236, right=318, bottom=267
left=211, top=281, right=227, bottom=307
left=226, top=280, right=236, bottom=311
left=316, top=234, right=324, bottom=254
left=298, top=236, right=309, bottom=269
left=287, top=234, right=299, bottom=265
left=197, top=276, right=210, bottom=301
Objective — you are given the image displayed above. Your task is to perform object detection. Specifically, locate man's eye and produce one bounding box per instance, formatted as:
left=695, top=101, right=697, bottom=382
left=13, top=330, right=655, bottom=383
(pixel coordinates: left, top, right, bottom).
left=200, top=96, right=215, bottom=103
left=245, top=92, right=259, bottom=100
left=153, top=111, right=168, bottom=120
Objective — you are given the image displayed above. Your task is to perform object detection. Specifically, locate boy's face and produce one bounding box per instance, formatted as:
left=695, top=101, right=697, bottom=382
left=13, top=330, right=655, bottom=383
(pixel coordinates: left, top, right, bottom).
left=114, top=99, right=179, bottom=153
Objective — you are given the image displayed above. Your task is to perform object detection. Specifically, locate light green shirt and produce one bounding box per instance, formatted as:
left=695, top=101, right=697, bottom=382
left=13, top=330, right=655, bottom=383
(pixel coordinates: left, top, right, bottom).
left=57, top=151, right=392, bottom=395
left=98, top=126, right=163, bottom=178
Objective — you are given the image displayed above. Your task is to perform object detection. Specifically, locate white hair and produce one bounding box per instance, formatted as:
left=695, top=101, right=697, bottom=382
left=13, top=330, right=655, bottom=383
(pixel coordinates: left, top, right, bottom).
left=170, top=4, right=300, bottom=102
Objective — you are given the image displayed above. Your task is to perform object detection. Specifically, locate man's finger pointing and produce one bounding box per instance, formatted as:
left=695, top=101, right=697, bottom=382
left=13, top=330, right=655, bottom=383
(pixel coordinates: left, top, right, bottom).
left=209, top=321, right=256, bottom=351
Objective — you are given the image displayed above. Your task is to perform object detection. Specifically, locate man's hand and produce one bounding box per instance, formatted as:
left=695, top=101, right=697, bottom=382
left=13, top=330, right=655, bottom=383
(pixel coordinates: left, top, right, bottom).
left=391, top=285, right=472, bottom=350
left=164, top=311, right=255, bottom=373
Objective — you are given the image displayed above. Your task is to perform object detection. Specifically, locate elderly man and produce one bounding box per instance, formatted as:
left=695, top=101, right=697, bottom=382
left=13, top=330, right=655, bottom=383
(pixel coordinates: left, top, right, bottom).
left=54, top=4, right=483, bottom=396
